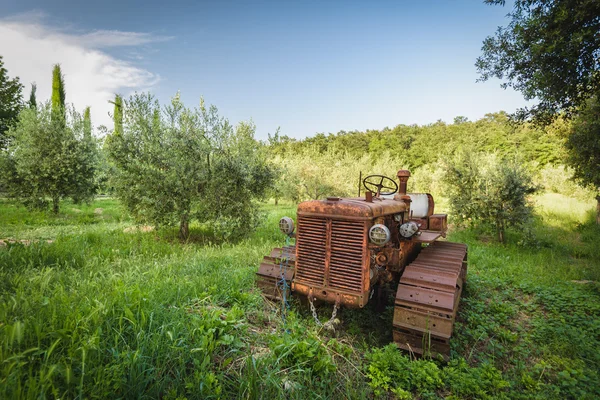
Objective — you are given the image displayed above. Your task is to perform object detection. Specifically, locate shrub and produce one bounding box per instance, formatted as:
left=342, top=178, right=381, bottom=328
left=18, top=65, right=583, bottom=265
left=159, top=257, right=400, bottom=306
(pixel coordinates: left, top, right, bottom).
left=443, top=152, right=539, bottom=243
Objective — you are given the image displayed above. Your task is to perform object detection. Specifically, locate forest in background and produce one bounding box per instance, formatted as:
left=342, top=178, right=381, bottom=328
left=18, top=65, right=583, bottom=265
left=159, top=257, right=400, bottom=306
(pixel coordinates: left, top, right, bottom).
left=262, top=112, right=593, bottom=205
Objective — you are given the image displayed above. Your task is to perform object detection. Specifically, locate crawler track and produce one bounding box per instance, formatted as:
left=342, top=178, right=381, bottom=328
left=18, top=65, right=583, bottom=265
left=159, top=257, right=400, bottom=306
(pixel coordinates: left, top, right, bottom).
left=256, top=245, right=296, bottom=301
left=393, top=241, right=468, bottom=358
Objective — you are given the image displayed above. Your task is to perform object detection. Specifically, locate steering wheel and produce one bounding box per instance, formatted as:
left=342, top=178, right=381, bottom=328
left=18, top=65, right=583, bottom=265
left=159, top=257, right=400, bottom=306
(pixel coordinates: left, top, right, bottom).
left=363, top=174, right=398, bottom=196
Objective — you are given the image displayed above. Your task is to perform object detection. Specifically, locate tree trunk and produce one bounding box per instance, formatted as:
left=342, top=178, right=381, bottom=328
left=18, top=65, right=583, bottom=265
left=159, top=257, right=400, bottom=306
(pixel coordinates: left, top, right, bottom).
left=52, top=197, right=59, bottom=214
left=497, top=218, right=505, bottom=243
left=275, top=196, right=279, bottom=206
left=596, top=196, right=600, bottom=225
left=179, top=215, right=189, bottom=240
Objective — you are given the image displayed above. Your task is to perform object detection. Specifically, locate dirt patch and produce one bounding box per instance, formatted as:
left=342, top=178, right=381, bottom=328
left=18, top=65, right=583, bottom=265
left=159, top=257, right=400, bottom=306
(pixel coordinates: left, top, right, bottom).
left=94, top=208, right=104, bottom=215
left=571, top=280, right=596, bottom=284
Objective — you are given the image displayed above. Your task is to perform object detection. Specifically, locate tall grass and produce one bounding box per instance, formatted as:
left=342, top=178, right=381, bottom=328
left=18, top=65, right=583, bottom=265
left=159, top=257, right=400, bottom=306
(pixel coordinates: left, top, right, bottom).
left=0, top=195, right=599, bottom=399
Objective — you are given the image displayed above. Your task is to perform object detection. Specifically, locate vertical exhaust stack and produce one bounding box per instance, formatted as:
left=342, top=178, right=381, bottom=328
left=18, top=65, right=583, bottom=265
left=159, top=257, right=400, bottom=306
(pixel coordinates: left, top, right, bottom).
left=397, top=170, right=411, bottom=196
left=395, top=170, right=412, bottom=210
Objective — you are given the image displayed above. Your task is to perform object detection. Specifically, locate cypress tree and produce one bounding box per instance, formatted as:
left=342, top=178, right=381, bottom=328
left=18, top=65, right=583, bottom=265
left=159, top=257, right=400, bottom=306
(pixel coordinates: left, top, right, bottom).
left=84, top=107, right=92, bottom=138
left=51, top=64, right=66, bottom=121
left=113, top=95, right=123, bottom=135
left=28, top=83, right=37, bottom=109
left=72, top=106, right=97, bottom=204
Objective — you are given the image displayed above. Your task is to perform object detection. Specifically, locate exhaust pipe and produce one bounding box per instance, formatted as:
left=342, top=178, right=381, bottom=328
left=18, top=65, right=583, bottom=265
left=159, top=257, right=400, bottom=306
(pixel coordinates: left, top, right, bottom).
left=397, top=170, right=410, bottom=195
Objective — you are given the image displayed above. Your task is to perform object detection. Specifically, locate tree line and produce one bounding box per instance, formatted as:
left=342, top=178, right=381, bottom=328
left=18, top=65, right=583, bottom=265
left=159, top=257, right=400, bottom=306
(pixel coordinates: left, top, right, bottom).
left=267, top=112, right=568, bottom=169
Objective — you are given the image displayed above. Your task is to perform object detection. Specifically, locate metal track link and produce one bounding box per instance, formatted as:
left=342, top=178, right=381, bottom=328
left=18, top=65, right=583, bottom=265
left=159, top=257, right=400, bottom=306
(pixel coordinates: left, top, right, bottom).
left=256, top=246, right=296, bottom=301
left=393, top=241, right=468, bottom=359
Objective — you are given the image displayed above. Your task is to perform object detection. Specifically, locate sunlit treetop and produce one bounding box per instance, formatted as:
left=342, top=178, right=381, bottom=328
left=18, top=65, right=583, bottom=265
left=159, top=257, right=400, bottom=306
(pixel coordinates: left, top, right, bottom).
left=477, top=0, right=600, bottom=124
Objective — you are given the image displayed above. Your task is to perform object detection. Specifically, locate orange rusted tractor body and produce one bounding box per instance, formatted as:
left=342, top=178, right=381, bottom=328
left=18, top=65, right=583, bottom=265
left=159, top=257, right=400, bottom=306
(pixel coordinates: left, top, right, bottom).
left=257, top=170, right=467, bottom=357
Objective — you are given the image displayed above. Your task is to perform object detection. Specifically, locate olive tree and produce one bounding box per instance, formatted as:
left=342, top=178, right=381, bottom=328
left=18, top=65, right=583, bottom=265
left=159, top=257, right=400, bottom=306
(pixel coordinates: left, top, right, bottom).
left=477, top=0, right=600, bottom=124
left=1, top=103, right=96, bottom=213
left=443, top=152, right=538, bottom=243
left=105, top=92, right=274, bottom=240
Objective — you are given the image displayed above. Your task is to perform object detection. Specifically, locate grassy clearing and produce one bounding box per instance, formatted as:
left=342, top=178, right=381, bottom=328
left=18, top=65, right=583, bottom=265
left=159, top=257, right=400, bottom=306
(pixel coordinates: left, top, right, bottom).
left=0, top=195, right=599, bottom=399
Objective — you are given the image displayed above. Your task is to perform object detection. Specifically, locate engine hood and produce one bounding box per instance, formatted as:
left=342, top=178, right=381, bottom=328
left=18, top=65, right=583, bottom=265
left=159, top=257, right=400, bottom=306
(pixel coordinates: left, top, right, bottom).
left=297, top=197, right=408, bottom=220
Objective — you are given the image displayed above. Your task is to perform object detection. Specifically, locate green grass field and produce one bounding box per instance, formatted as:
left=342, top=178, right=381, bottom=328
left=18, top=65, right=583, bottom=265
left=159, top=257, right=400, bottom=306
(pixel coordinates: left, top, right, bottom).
left=1, top=195, right=599, bottom=399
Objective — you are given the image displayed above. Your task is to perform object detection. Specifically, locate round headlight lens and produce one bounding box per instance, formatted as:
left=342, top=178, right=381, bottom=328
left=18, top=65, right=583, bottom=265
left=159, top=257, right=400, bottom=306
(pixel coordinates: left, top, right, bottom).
left=399, top=221, right=419, bottom=238
left=279, top=217, right=295, bottom=235
left=369, top=224, right=391, bottom=246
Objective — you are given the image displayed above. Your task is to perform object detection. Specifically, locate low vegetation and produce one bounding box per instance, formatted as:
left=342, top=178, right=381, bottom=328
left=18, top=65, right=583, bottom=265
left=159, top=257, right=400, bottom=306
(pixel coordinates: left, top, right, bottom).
left=1, top=189, right=598, bottom=399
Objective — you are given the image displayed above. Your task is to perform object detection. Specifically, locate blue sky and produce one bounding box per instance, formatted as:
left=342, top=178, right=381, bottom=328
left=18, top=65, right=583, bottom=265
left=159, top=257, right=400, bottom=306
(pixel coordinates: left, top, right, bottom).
left=0, top=0, right=527, bottom=140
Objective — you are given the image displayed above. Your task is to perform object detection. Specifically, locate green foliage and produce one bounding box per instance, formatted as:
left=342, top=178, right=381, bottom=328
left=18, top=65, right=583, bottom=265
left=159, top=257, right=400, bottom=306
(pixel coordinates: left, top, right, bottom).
left=443, top=358, right=509, bottom=399
left=566, top=97, right=600, bottom=197
left=269, top=151, right=407, bottom=203
left=535, top=164, right=596, bottom=201
left=268, top=322, right=336, bottom=376
left=94, top=137, right=116, bottom=195
left=365, top=344, right=443, bottom=398
left=27, top=83, right=37, bottom=110
left=0, top=102, right=97, bottom=213
left=268, top=113, right=567, bottom=170
left=0, top=55, right=24, bottom=149
left=106, top=93, right=273, bottom=240
left=112, top=94, right=123, bottom=135
left=51, top=64, right=66, bottom=122
left=70, top=107, right=98, bottom=203
left=477, top=0, right=600, bottom=124
left=443, top=152, right=538, bottom=243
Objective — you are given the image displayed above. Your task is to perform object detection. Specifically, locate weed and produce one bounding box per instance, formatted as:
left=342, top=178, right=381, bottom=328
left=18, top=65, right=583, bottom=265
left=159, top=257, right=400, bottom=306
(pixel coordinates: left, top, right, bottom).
left=0, top=193, right=598, bottom=399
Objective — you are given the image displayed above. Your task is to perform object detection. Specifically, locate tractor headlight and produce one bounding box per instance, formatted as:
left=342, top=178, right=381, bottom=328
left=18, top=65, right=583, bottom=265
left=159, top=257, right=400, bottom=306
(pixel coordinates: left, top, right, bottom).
left=279, top=217, right=295, bottom=236
left=399, top=221, right=419, bottom=238
left=369, top=224, right=391, bottom=246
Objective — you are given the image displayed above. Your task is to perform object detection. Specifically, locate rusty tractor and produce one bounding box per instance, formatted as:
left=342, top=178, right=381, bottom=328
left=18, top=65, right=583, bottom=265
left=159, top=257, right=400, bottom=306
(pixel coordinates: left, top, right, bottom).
left=256, top=170, right=467, bottom=357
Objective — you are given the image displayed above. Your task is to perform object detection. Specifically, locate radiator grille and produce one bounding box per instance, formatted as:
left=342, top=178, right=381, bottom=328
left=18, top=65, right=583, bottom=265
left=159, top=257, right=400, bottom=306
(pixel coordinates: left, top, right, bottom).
left=296, top=216, right=365, bottom=292
left=328, top=220, right=364, bottom=291
left=295, top=217, right=327, bottom=285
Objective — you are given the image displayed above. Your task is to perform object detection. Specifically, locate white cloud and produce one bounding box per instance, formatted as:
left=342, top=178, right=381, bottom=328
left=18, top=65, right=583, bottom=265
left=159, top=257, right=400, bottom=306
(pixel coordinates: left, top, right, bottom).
left=78, top=31, right=173, bottom=48
left=0, top=12, right=167, bottom=132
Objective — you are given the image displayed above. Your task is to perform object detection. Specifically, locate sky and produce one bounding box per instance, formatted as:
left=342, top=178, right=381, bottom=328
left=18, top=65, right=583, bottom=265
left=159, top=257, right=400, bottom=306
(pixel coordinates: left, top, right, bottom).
left=0, top=0, right=528, bottom=140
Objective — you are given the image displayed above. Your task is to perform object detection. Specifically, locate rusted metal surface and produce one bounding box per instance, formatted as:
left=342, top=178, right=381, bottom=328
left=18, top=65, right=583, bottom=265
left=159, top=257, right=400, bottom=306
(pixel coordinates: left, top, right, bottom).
left=269, top=246, right=296, bottom=259
left=414, top=231, right=443, bottom=243
left=255, top=246, right=296, bottom=301
left=293, top=215, right=370, bottom=307
left=297, top=197, right=408, bottom=220
left=393, top=329, right=451, bottom=360
left=293, top=283, right=369, bottom=308
left=393, top=241, right=468, bottom=358
left=428, top=214, right=448, bottom=232
left=411, top=217, right=429, bottom=230
left=256, top=168, right=468, bottom=358
left=397, top=170, right=410, bottom=195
